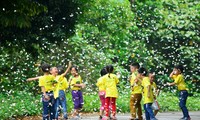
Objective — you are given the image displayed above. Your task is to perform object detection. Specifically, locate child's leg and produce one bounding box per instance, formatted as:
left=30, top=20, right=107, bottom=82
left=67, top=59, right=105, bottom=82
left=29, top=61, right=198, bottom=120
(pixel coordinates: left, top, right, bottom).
left=104, top=97, right=111, bottom=117
left=42, top=94, right=50, bottom=120
left=78, top=91, right=84, bottom=109
left=59, top=90, right=68, bottom=119
left=154, top=110, right=159, bottom=116
left=110, top=97, right=116, bottom=117
left=143, top=104, right=150, bottom=120
left=71, top=90, right=80, bottom=116
left=49, top=93, right=56, bottom=120
left=179, top=90, right=189, bottom=118
left=54, top=98, right=60, bottom=119
left=130, top=94, right=136, bottom=118
left=145, top=103, right=156, bottom=120
left=99, top=91, right=106, bottom=117
left=135, top=94, right=143, bottom=120
left=130, top=94, right=142, bottom=119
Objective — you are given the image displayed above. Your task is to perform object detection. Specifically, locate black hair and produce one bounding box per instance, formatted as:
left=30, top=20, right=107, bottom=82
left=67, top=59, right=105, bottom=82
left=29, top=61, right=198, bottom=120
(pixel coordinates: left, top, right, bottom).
left=131, top=62, right=140, bottom=69
left=41, top=63, right=51, bottom=72
left=100, top=67, right=107, bottom=76
left=138, top=67, right=148, bottom=76
left=174, top=65, right=184, bottom=73
left=149, top=69, right=155, bottom=74
left=70, top=66, right=78, bottom=72
left=57, top=66, right=64, bottom=75
left=106, top=65, right=114, bottom=78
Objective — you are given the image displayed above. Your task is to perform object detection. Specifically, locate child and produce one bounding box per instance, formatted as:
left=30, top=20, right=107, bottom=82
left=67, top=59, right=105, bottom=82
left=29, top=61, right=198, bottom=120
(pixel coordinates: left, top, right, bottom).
left=54, top=62, right=72, bottom=120
left=69, top=66, right=85, bottom=118
left=138, top=67, right=157, bottom=120
left=96, top=67, right=107, bottom=119
left=149, top=72, right=160, bottom=116
left=129, top=62, right=143, bottom=120
left=27, top=63, right=71, bottom=120
left=102, top=65, right=119, bottom=120
left=167, top=65, right=190, bottom=120
left=39, top=63, right=56, bottom=120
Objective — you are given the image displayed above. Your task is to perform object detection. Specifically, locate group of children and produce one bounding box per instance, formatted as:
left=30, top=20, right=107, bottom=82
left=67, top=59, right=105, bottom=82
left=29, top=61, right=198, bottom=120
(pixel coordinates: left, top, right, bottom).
left=96, top=63, right=190, bottom=120
left=27, top=62, right=85, bottom=120
left=28, top=61, right=190, bottom=120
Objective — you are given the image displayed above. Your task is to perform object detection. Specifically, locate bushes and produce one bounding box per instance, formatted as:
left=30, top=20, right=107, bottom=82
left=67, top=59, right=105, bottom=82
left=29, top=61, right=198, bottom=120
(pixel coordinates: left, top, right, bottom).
left=0, top=91, right=41, bottom=120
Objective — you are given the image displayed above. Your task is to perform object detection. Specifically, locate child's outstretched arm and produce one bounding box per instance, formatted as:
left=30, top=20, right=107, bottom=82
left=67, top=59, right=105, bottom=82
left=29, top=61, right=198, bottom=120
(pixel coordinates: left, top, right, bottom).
left=27, top=76, right=41, bottom=82
left=62, top=61, right=72, bottom=77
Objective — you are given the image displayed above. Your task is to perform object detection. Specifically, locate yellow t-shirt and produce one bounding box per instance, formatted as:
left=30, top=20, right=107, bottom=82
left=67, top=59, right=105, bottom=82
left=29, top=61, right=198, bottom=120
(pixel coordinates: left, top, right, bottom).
left=70, top=75, right=82, bottom=90
left=130, top=72, right=142, bottom=94
left=54, top=75, right=69, bottom=98
left=102, top=73, right=119, bottom=98
left=96, top=76, right=106, bottom=91
left=172, top=74, right=187, bottom=91
left=142, top=77, right=154, bottom=104
left=39, top=74, right=55, bottom=92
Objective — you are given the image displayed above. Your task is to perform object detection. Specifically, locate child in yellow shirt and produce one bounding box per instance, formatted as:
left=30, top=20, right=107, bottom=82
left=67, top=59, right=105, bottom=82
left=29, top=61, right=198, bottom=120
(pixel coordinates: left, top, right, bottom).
left=102, top=65, right=119, bottom=120
left=167, top=65, right=190, bottom=120
left=149, top=72, right=160, bottom=116
left=39, top=63, right=56, bottom=120
left=69, top=66, right=85, bottom=119
left=27, top=62, right=72, bottom=120
left=129, top=62, right=143, bottom=120
left=138, top=67, right=157, bottom=120
left=96, top=67, right=107, bottom=119
left=54, top=62, right=71, bottom=120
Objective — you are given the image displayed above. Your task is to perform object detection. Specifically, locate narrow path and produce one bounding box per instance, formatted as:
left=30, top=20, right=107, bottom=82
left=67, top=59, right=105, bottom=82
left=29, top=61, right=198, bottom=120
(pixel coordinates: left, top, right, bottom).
left=80, top=111, right=200, bottom=120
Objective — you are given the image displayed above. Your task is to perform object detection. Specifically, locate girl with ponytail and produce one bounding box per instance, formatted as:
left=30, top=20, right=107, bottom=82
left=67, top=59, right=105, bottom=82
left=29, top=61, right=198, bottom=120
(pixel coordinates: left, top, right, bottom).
left=102, top=65, right=119, bottom=120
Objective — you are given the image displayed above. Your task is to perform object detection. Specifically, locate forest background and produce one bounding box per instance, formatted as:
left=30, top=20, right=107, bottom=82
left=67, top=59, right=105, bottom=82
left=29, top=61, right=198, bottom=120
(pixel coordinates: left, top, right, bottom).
left=0, top=0, right=199, bottom=119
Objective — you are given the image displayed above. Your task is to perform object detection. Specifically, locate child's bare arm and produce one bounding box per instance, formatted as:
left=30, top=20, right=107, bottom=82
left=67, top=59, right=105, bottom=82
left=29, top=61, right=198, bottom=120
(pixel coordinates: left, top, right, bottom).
left=62, top=61, right=72, bottom=77
left=27, top=76, right=41, bottom=82
left=167, top=82, right=176, bottom=86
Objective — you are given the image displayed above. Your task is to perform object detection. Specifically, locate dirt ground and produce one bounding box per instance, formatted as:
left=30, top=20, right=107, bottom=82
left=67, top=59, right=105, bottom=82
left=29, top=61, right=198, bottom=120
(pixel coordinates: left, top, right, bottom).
left=14, top=111, right=200, bottom=120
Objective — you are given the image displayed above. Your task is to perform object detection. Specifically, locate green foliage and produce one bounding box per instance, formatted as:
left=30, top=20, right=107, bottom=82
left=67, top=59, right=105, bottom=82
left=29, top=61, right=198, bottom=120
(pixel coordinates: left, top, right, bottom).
left=0, top=0, right=200, bottom=93
left=0, top=91, right=41, bottom=120
left=0, top=0, right=200, bottom=118
left=0, top=0, right=47, bottom=28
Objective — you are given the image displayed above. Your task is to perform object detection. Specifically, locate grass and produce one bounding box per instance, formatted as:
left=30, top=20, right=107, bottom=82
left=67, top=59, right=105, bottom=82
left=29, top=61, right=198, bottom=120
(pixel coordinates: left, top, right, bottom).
left=0, top=90, right=200, bottom=120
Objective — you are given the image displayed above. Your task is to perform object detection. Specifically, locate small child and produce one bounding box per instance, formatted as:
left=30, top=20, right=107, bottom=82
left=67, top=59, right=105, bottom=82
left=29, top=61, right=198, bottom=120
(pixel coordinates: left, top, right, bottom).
left=102, top=65, right=119, bottom=120
left=138, top=67, right=157, bottom=120
left=39, top=63, right=56, bottom=120
left=54, top=62, right=72, bottom=120
left=69, top=66, right=85, bottom=119
left=149, top=72, right=160, bottom=116
left=96, top=67, right=107, bottom=119
left=129, top=62, right=143, bottom=120
left=167, top=65, right=190, bottom=120
left=27, top=63, right=71, bottom=120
